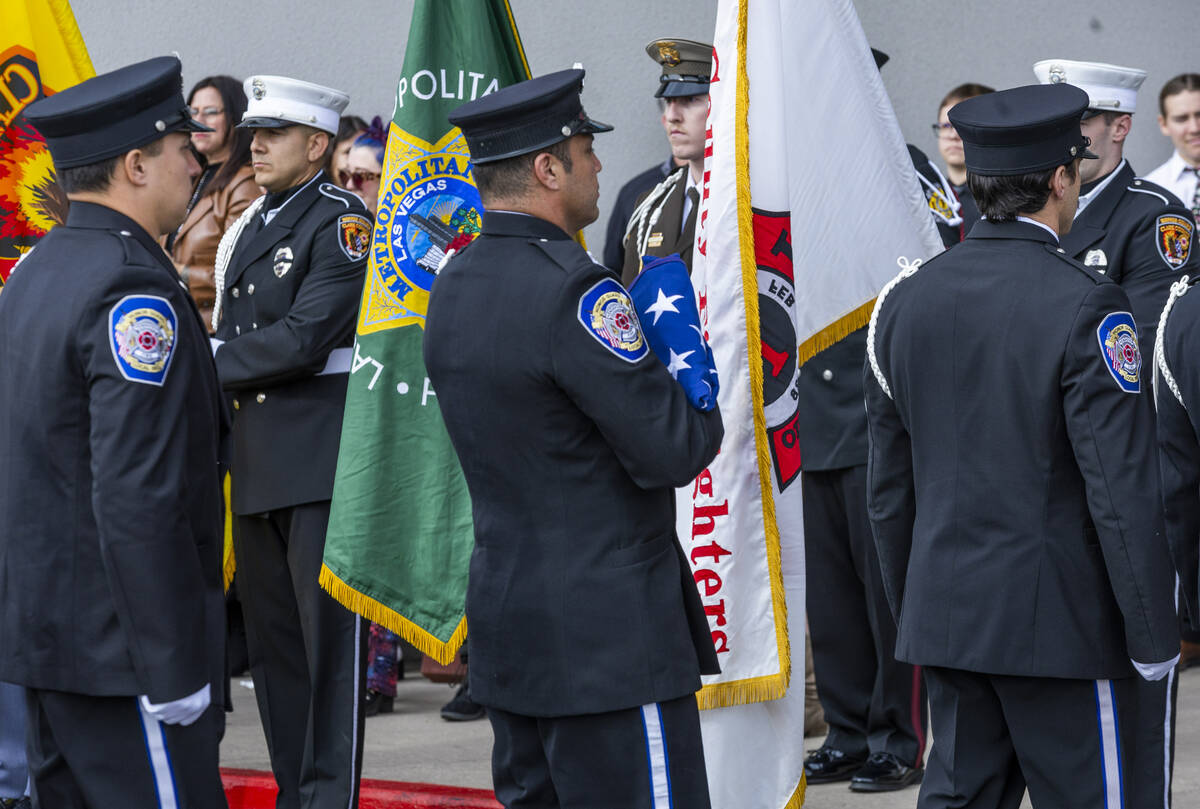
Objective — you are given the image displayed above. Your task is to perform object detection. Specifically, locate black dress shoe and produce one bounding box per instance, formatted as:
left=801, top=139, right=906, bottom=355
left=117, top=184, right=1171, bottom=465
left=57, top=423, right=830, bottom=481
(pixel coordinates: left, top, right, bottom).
left=364, top=689, right=394, bottom=716
left=803, top=746, right=866, bottom=783
left=440, top=681, right=485, bottom=721
left=848, top=751, right=923, bottom=792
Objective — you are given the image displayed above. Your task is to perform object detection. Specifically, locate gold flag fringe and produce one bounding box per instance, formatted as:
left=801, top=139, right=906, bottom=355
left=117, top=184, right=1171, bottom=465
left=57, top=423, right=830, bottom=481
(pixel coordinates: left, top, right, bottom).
left=221, top=471, right=235, bottom=592
left=319, top=563, right=468, bottom=666
left=786, top=773, right=807, bottom=808
left=796, top=298, right=878, bottom=368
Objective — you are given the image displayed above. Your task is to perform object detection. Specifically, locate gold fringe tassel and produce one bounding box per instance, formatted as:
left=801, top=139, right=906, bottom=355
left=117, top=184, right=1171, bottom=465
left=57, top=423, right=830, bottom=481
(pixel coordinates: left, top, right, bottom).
left=221, top=471, right=235, bottom=592
left=696, top=0, right=792, bottom=712
left=785, top=774, right=807, bottom=809
left=796, top=298, right=878, bottom=368
left=319, top=563, right=468, bottom=665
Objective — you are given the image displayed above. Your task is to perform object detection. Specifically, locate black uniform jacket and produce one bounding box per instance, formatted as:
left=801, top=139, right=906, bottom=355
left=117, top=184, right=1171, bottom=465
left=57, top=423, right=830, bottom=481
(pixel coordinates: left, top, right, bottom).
left=620, top=167, right=696, bottom=287
left=0, top=202, right=227, bottom=704
left=1061, top=161, right=1198, bottom=347
left=865, top=219, right=1179, bottom=679
left=795, top=329, right=868, bottom=472
left=1155, top=274, right=1200, bottom=628
left=424, top=212, right=724, bottom=717
left=214, top=173, right=369, bottom=514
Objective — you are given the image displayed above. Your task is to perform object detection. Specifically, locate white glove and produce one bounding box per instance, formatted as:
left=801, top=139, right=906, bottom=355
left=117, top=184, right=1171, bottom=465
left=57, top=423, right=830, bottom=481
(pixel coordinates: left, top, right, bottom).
left=1131, top=655, right=1180, bottom=682
left=139, top=683, right=211, bottom=726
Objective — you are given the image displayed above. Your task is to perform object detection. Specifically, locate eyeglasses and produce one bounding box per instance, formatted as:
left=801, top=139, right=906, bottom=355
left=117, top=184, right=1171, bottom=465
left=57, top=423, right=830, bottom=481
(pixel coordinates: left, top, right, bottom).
left=188, top=106, right=225, bottom=120
left=930, top=122, right=960, bottom=139
left=339, top=169, right=381, bottom=189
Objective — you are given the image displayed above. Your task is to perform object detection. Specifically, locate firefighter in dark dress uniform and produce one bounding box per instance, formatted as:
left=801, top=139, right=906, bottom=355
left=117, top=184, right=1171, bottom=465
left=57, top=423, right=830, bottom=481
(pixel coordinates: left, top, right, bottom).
left=620, top=39, right=711, bottom=284
left=866, top=83, right=1180, bottom=809
left=426, top=69, right=724, bottom=809
left=0, top=56, right=228, bottom=808
left=211, top=74, right=371, bottom=809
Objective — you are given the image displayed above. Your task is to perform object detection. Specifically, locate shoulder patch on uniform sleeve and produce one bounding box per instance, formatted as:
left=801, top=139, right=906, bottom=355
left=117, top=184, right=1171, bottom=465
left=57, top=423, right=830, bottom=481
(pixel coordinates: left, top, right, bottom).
left=1096, top=311, right=1141, bottom=393
left=577, top=277, right=649, bottom=363
left=337, top=214, right=372, bottom=261
left=109, top=295, right=178, bottom=386
left=1156, top=213, right=1193, bottom=269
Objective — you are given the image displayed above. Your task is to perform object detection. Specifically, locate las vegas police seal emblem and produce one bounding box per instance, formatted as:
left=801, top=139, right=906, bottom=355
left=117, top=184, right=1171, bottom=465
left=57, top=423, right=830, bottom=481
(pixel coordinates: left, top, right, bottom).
left=578, top=278, right=647, bottom=363
left=109, top=295, right=177, bottom=386
left=1097, top=311, right=1140, bottom=393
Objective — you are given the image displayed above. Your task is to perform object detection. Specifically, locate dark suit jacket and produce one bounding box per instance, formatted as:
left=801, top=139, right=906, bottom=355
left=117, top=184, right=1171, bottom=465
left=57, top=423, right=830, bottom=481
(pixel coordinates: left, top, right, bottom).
left=0, top=202, right=226, bottom=705
left=1061, top=160, right=1198, bottom=348
left=865, top=219, right=1179, bottom=679
left=425, top=212, right=723, bottom=717
left=620, top=167, right=697, bottom=286
left=214, top=173, right=369, bottom=514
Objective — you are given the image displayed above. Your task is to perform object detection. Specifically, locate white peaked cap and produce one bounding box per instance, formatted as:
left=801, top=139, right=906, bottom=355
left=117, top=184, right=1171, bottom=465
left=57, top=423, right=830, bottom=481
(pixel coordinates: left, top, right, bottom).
left=239, top=75, right=349, bottom=135
left=1033, top=59, right=1147, bottom=114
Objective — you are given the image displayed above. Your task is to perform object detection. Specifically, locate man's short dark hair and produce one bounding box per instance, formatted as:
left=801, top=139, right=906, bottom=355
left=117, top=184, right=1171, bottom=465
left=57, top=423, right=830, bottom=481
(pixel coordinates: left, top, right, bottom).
left=472, top=139, right=573, bottom=200
left=968, top=159, right=1078, bottom=222
left=56, top=137, right=164, bottom=194
left=1159, top=73, right=1200, bottom=116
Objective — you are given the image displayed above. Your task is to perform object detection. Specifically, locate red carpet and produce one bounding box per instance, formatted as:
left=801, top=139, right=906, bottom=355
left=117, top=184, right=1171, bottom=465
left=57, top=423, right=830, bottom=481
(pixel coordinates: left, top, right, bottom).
left=221, top=768, right=502, bottom=809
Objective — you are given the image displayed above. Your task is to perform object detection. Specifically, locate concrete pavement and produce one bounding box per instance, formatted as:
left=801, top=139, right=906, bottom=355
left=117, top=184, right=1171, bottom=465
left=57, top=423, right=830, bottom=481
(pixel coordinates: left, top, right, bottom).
left=220, top=666, right=1200, bottom=807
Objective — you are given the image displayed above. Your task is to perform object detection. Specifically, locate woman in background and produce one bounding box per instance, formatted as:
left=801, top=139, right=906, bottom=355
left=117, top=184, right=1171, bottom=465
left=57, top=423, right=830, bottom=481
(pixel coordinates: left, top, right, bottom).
left=169, top=74, right=260, bottom=331
left=330, top=114, right=368, bottom=189
left=344, top=116, right=386, bottom=213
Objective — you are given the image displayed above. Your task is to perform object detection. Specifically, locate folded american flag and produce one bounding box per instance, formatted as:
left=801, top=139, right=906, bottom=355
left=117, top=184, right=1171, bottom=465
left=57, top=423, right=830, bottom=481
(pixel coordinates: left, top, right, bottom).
left=628, top=254, right=719, bottom=411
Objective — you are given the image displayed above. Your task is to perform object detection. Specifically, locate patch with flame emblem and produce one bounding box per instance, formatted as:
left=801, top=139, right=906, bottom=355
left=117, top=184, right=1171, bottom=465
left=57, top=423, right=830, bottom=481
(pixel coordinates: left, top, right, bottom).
left=578, top=278, right=647, bottom=363
left=1097, top=311, right=1140, bottom=394
left=1156, top=214, right=1192, bottom=269
left=109, top=295, right=178, bottom=386
left=337, top=214, right=372, bottom=261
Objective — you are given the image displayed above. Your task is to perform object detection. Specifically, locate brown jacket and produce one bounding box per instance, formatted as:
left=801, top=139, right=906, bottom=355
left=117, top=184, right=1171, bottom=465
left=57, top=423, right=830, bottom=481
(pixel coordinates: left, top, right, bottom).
left=170, top=163, right=261, bottom=331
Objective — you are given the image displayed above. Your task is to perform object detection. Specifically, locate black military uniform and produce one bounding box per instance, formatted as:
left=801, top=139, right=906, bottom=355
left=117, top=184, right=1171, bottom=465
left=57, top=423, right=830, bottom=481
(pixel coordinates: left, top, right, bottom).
left=866, top=84, right=1180, bottom=809
left=620, top=39, right=711, bottom=286
left=1034, top=58, right=1197, bottom=809
left=0, top=57, right=227, bottom=808
left=212, top=74, right=370, bottom=809
left=428, top=70, right=723, bottom=809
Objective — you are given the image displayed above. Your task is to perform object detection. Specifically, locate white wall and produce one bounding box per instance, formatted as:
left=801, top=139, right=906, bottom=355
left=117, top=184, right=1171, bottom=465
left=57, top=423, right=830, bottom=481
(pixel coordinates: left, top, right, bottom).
left=71, top=1, right=1198, bottom=258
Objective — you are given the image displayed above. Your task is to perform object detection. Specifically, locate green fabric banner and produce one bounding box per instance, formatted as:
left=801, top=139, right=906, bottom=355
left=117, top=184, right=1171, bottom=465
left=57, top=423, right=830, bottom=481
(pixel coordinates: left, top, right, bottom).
left=321, top=0, right=530, bottom=664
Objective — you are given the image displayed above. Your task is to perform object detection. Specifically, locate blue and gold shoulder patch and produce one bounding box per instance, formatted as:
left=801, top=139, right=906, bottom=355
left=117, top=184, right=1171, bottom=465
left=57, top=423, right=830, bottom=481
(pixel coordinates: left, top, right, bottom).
left=577, top=278, right=648, bottom=363
left=109, top=295, right=178, bottom=386
left=1097, top=311, right=1140, bottom=393
left=338, top=214, right=372, bottom=261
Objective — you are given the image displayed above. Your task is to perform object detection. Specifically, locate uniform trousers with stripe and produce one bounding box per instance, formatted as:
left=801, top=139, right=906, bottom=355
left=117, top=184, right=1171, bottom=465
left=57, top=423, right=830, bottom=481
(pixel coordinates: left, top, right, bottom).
left=23, top=688, right=226, bottom=809
left=804, top=464, right=927, bottom=764
left=234, top=502, right=367, bottom=809
left=487, top=693, right=710, bottom=809
left=1127, top=666, right=1178, bottom=809
left=919, top=666, right=1140, bottom=809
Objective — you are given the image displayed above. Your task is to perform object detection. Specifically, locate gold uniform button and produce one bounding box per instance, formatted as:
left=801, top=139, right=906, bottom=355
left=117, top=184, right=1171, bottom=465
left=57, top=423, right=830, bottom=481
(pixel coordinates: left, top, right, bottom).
left=256, top=393, right=266, bottom=404
left=233, top=399, right=240, bottom=410
left=232, top=287, right=239, bottom=298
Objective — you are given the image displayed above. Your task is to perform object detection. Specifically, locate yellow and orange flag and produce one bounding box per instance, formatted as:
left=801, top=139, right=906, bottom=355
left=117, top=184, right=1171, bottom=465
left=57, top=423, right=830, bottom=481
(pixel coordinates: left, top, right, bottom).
left=0, top=0, right=93, bottom=283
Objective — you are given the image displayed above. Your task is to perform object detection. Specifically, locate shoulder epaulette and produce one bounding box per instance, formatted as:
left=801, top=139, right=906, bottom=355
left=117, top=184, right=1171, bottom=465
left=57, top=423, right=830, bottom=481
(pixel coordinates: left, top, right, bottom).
left=1044, top=242, right=1110, bottom=284
left=1127, top=177, right=1171, bottom=207
left=318, top=182, right=361, bottom=209
left=866, top=256, right=924, bottom=399
left=1155, top=274, right=1195, bottom=409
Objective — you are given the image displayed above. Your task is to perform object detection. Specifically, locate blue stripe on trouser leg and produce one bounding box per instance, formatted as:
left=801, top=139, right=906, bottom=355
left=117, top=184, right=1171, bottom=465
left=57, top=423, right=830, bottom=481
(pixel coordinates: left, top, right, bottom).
left=641, top=703, right=673, bottom=808
left=1094, top=679, right=1123, bottom=809
left=137, top=701, right=180, bottom=809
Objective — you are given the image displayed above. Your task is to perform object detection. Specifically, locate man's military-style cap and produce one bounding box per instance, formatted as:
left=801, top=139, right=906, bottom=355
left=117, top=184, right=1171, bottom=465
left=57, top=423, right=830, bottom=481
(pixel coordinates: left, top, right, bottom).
left=1032, top=59, right=1147, bottom=116
left=238, top=75, right=349, bottom=135
left=24, top=56, right=211, bottom=170
left=646, top=39, right=712, bottom=98
left=448, top=68, right=612, bottom=165
left=948, top=84, right=1098, bottom=176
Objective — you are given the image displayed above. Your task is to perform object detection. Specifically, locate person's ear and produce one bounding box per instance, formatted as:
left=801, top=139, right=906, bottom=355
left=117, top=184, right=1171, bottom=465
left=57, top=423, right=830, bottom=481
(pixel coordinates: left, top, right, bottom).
left=531, top=151, right=561, bottom=191
left=120, top=148, right=150, bottom=188
left=308, top=131, right=330, bottom=163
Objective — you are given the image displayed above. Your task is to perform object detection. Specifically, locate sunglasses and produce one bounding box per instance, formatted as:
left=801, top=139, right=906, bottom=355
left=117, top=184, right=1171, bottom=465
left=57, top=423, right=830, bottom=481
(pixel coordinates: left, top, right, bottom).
left=339, top=169, right=381, bottom=189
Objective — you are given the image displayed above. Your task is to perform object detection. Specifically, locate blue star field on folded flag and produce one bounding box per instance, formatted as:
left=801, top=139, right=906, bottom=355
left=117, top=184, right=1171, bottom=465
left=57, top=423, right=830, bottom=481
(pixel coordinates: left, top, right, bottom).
left=628, top=253, right=719, bottom=411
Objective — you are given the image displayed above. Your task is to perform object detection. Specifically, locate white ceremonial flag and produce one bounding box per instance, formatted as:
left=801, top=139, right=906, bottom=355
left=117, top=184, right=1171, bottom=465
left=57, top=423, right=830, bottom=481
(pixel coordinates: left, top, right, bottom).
left=685, top=0, right=943, bottom=806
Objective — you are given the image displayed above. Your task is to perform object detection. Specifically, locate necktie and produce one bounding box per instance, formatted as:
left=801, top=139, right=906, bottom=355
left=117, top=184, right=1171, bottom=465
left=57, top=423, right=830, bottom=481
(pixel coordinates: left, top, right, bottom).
left=683, top=186, right=700, bottom=237
left=1188, top=167, right=1200, bottom=226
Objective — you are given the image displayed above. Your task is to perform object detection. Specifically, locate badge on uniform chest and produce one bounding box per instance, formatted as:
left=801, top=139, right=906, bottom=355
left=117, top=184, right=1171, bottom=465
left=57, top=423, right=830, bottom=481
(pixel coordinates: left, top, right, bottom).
left=274, top=246, right=293, bottom=278
left=1084, top=248, right=1108, bottom=268
left=647, top=232, right=664, bottom=248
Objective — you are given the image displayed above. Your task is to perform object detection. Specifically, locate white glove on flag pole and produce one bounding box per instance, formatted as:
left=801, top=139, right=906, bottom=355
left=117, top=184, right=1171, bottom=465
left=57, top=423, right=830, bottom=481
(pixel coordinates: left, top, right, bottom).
left=686, top=0, right=943, bottom=806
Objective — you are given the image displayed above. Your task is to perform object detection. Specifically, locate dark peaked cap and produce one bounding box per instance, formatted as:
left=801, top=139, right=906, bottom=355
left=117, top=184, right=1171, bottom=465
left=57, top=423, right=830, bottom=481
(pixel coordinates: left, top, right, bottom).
left=448, top=68, right=612, bottom=165
left=25, top=55, right=210, bottom=170
left=948, top=83, right=1097, bottom=176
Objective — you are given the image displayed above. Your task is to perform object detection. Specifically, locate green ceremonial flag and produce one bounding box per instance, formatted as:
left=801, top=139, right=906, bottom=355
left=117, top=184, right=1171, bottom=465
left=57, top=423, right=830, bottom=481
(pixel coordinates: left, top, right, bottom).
left=321, top=0, right=531, bottom=665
